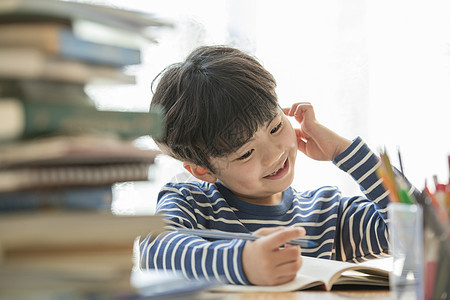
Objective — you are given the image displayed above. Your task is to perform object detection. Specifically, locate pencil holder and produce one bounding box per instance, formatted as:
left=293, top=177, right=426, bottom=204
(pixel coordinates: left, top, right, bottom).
left=388, top=203, right=424, bottom=300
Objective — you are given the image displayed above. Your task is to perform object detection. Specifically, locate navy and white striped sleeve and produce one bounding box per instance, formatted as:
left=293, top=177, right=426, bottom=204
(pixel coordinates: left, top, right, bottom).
left=139, top=185, right=249, bottom=285
left=332, top=137, right=391, bottom=262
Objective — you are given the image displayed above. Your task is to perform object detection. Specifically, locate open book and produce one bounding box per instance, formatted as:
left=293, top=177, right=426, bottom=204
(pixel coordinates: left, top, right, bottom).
left=216, top=256, right=392, bottom=292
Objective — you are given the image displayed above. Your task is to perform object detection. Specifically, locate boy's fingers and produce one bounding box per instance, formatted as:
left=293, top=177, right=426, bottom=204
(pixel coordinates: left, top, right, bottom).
left=253, top=226, right=285, bottom=237
left=283, top=102, right=304, bottom=116
left=297, top=140, right=307, bottom=155
left=296, top=104, right=316, bottom=122
left=283, top=103, right=314, bottom=124
left=258, top=227, right=305, bottom=250
left=295, top=129, right=307, bottom=153
left=274, top=250, right=303, bottom=272
left=272, top=243, right=302, bottom=264
left=272, top=274, right=298, bottom=285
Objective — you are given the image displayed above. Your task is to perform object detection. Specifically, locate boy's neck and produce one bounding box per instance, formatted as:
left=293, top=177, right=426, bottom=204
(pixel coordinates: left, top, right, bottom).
left=236, top=191, right=283, bottom=206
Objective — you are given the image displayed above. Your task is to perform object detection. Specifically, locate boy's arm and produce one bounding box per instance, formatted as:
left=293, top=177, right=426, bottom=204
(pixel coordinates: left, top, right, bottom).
left=283, top=102, right=417, bottom=262
left=284, top=101, right=417, bottom=204
left=331, top=137, right=390, bottom=262
left=332, top=137, right=419, bottom=262
left=139, top=229, right=248, bottom=284
left=138, top=188, right=249, bottom=285
left=334, top=137, right=418, bottom=204
left=139, top=185, right=306, bottom=286
left=333, top=137, right=389, bottom=207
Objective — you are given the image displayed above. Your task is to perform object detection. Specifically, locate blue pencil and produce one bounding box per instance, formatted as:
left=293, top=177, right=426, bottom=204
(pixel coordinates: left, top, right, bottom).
left=175, top=228, right=317, bottom=248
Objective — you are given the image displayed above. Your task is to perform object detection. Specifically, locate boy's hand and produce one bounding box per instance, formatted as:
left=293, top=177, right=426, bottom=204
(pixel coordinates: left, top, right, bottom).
left=242, top=226, right=305, bottom=286
left=283, top=102, right=352, bottom=161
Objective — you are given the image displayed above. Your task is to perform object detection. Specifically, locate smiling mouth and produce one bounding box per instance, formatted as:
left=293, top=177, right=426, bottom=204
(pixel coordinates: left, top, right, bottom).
left=264, top=158, right=288, bottom=179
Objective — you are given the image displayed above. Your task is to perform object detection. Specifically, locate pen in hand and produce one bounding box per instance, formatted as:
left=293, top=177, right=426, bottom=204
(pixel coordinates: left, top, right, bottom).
left=174, top=227, right=318, bottom=248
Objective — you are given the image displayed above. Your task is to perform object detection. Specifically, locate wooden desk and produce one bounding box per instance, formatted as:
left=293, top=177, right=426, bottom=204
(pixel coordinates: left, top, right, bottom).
left=201, top=288, right=393, bottom=300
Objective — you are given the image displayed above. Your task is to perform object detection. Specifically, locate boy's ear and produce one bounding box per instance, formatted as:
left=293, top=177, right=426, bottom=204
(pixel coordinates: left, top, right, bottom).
left=183, top=162, right=217, bottom=183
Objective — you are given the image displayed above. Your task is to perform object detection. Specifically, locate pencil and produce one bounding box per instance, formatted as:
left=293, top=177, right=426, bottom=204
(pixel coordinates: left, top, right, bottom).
left=377, top=154, right=400, bottom=203
left=175, top=228, right=318, bottom=248
left=397, top=147, right=405, bottom=177
left=381, top=152, right=400, bottom=197
left=424, top=184, right=449, bottom=225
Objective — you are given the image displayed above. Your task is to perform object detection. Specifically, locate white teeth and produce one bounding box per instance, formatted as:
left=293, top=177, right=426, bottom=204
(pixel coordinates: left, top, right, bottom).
left=268, top=161, right=285, bottom=176
left=267, top=161, right=286, bottom=177
left=270, top=168, right=281, bottom=176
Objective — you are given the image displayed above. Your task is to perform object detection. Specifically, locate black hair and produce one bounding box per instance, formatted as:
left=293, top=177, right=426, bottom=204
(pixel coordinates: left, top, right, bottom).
left=150, top=45, right=279, bottom=173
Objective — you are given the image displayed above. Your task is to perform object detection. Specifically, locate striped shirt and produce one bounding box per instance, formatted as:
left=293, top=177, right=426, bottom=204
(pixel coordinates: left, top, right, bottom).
left=139, top=137, right=410, bottom=285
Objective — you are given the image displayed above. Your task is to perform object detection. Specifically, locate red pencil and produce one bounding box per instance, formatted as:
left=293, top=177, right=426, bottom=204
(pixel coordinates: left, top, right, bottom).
left=424, top=184, right=449, bottom=225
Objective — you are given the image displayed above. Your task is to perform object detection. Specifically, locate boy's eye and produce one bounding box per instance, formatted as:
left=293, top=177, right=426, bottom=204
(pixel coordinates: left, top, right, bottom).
left=270, top=122, right=282, bottom=134
left=237, top=149, right=254, bottom=160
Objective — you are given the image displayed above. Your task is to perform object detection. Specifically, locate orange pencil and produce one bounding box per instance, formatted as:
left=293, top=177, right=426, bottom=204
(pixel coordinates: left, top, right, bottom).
left=378, top=152, right=400, bottom=203
left=377, top=165, right=399, bottom=203
left=382, top=152, right=399, bottom=193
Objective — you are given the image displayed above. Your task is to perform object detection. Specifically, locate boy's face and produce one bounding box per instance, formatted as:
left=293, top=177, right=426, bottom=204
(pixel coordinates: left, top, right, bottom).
left=212, top=110, right=298, bottom=205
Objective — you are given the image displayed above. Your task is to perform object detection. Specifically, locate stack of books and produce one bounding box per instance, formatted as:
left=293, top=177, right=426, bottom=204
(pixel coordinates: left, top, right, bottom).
left=0, top=212, right=167, bottom=299
left=0, top=0, right=171, bottom=298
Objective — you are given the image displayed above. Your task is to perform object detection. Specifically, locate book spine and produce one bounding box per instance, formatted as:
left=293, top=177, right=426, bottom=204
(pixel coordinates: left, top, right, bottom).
left=0, top=185, right=113, bottom=212
left=0, top=0, right=171, bottom=34
left=0, top=99, right=164, bottom=141
left=0, top=24, right=141, bottom=66
left=0, top=162, right=152, bottom=192
left=0, top=79, right=93, bottom=104
left=0, top=48, right=137, bottom=84
left=58, top=28, right=142, bottom=66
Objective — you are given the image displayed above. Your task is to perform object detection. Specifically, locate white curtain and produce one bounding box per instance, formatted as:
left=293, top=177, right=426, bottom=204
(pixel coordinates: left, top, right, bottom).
left=88, top=0, right=450, bottom=212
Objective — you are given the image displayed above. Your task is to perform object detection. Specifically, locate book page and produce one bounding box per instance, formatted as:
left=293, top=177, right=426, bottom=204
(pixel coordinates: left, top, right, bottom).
left=300, top=256, right=391, bottom=290
left=214, top=256, right=392, bottom=292
left=213, top=273, right=325, bottom=293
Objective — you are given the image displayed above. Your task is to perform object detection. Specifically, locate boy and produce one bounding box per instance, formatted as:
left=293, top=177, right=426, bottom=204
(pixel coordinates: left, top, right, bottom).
left=139, top=45, right=412, bottom=286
